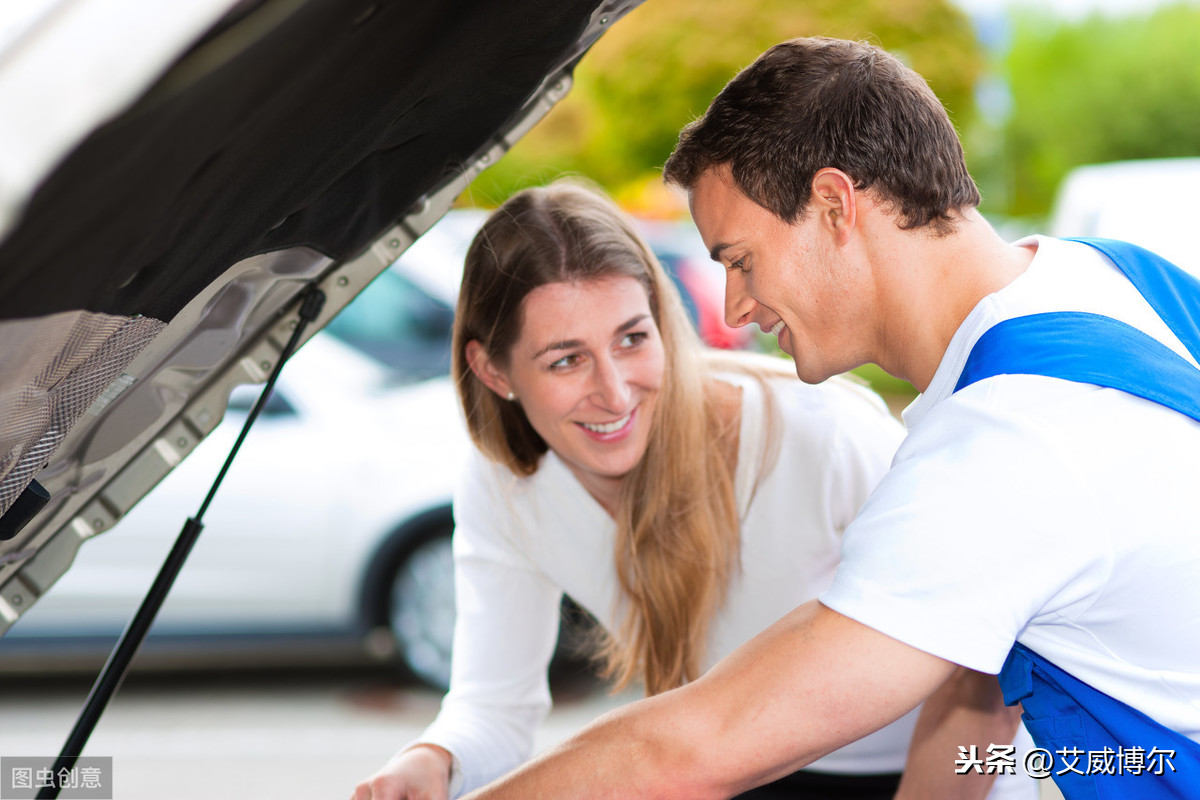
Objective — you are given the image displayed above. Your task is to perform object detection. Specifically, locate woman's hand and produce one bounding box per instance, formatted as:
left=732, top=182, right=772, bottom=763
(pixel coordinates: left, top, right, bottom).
left=352, top=744, right=454, bottom=800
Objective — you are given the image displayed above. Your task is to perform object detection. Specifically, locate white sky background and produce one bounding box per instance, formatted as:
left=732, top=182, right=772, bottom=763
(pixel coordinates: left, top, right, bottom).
left=953, top=0, right=1190, bottom=19
left=3, top=0, right=1188, bottom=54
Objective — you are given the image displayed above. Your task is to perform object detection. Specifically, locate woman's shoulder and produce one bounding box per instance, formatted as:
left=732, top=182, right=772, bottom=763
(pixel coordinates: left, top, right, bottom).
left=706, top=349, right=887, bottom=408
left=704, top=352, right=898, bottom=446
left=458, top=446, right=597, bottom=532
left=772, top=375, right=904, bottom=455
left=454, top=446, right=592, bottom=562
left=737, top=371, right=904, bottom=475
left=460, top=445, right=567, bottom=497
left=708, top=356, right=891, bottom=423
left=770, top=374, right=894, bottom=423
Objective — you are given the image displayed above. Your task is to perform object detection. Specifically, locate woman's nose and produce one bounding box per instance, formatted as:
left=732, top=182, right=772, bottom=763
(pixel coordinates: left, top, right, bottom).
left=592, top=355, right=632, bottom=411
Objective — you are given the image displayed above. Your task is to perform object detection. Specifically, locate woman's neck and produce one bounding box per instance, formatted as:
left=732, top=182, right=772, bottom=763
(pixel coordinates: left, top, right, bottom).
left=571, top=470, right=624, bottom=518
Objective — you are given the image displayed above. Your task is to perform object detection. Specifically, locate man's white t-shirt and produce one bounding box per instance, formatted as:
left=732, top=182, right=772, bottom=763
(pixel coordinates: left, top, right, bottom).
left=822, top=236, right=1200, bottom=739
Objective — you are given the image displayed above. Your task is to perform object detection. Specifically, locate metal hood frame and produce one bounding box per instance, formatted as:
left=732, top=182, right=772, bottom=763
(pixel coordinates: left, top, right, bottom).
left=0, top=0, right=644, bottom=633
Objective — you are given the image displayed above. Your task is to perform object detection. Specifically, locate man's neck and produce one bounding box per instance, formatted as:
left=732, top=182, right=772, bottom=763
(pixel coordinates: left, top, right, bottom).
left=869, top=209, right=1035, bottom=393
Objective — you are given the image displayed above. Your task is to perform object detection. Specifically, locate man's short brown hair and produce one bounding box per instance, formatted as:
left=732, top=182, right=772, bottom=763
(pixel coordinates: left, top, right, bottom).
left=663, top=37, right=980, bottom=234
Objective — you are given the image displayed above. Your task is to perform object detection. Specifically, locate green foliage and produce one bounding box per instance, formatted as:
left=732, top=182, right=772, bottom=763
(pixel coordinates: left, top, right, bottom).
left=466, top=0, right=984, bottom=208
left=850, top=363, right=918, bottom=402
left=996, top=3, right=1200, bottom=218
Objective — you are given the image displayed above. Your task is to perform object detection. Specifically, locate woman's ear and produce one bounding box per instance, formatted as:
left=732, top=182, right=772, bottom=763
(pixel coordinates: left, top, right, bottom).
left=465, top=340, right=514, bottom=400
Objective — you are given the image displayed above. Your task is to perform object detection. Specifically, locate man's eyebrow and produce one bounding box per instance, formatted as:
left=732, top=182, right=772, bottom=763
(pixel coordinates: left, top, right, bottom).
left=530, top=314, right=651, bottom=361
left=709, top=242, right=732, bottom=262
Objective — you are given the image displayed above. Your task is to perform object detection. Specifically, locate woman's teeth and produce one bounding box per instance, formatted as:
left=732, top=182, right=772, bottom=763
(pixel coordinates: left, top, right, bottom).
left=582, top=414, right=631, bottom=434
left=770, top=320, right=785, bottom=337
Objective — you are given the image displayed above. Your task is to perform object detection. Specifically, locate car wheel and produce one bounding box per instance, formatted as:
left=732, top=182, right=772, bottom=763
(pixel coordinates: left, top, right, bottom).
left=388, top=530, right=456, bottom=691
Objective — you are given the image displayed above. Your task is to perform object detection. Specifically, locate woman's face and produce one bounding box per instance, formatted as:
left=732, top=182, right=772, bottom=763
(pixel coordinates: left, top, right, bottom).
left=479, top=275, right=665, bottom=500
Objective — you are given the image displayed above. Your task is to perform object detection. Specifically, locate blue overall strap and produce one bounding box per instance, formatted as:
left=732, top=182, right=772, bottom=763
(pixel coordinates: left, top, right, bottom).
left=955, top=239, right=1200, bottom=419
left=953, top=237, right=1200, bottom=799
left=1001, top=645, right=1200, bottom=799
left=954, top=310, right=1200, bottom=421
left=1067, top=238, right=1200, bottom=362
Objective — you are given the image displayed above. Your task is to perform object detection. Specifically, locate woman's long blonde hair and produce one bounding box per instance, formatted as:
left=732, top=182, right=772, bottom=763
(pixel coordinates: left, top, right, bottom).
left=452, top=179, right=745, bottom=694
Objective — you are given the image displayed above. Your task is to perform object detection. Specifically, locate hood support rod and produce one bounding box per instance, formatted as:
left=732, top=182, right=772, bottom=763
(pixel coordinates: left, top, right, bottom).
left=37, top=286, right=327, bottom=800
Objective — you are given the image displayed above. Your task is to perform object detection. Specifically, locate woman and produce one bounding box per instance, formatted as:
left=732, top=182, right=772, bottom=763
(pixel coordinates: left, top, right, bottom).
left=353, top=180, right=1031, bottom=799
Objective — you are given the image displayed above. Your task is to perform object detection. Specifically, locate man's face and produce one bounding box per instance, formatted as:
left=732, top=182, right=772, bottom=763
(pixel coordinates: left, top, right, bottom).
left=688, top=165, right=875, bottom=384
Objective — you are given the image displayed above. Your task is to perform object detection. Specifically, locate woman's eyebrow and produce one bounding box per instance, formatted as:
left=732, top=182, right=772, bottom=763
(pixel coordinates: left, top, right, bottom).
left=615, top=314, right=650, bottom=335
left=531, top=338, right=583, bottom=360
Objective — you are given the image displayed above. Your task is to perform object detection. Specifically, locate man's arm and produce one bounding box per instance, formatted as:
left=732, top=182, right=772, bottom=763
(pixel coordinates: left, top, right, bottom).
left=462, top=601, right=957, bottom=800
left=895, top=667, right=1023, bottom=800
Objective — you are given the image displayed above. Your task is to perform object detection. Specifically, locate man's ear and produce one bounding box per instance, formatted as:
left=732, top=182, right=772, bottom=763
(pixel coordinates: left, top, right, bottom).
left=465, top=340, right=514, bottom=399
left=811, top=168, right=857, bottom=245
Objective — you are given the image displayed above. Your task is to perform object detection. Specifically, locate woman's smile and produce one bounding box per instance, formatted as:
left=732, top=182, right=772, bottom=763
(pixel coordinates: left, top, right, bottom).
left=578, top=408, right=636, bottom=439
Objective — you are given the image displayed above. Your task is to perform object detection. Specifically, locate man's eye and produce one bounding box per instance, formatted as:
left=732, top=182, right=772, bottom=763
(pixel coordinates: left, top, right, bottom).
left=730, top=256, right=748, bottom=272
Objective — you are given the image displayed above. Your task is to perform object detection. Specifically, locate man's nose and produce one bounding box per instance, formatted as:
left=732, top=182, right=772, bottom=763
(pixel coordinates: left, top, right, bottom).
left=724, top=269, right=756, bottom=329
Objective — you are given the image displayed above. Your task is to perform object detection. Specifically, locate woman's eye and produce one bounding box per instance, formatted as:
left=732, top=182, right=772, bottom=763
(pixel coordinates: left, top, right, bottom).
left=619, top=331, right=647, bottom=349
left=548, top=353, right=579, bottom=370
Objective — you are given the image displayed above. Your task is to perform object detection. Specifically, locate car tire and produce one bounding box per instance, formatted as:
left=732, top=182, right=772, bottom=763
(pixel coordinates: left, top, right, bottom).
left=369, top=513, right=598, bottom=692
left=386, top=527, right=456, bottom=691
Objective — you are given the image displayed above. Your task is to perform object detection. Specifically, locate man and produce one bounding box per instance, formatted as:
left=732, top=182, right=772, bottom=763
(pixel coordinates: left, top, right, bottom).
left=462, top=37, right=1200, bottom=800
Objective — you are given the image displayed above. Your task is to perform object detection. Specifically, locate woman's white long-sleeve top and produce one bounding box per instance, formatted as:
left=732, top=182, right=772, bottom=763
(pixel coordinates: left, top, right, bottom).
left=417, top=373, right=912, bottom=796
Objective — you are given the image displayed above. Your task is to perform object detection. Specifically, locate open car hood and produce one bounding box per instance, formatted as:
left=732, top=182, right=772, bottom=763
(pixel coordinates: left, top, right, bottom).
left=0, top=0, right=642, bottom=633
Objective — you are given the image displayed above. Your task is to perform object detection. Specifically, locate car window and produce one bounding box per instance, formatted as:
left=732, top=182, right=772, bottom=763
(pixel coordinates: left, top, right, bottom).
left=323, top=269, right=455, bottom=382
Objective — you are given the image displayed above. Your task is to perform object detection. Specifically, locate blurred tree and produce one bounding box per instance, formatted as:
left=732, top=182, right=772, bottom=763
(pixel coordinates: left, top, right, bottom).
left=995, top=3, right=1200, bottom=219
left=464, top=0, right=984, bottom=213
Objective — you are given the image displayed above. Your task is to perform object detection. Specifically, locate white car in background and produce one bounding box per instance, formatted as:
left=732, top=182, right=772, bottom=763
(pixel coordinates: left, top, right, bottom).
left=3, top=328, right=472, bottom=689
left=1049, top=157, right=1200, bottom=276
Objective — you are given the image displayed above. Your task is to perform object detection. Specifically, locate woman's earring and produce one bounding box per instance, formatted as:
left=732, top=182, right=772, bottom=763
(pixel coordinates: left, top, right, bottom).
left=505, top=392, right=515, bottom=401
